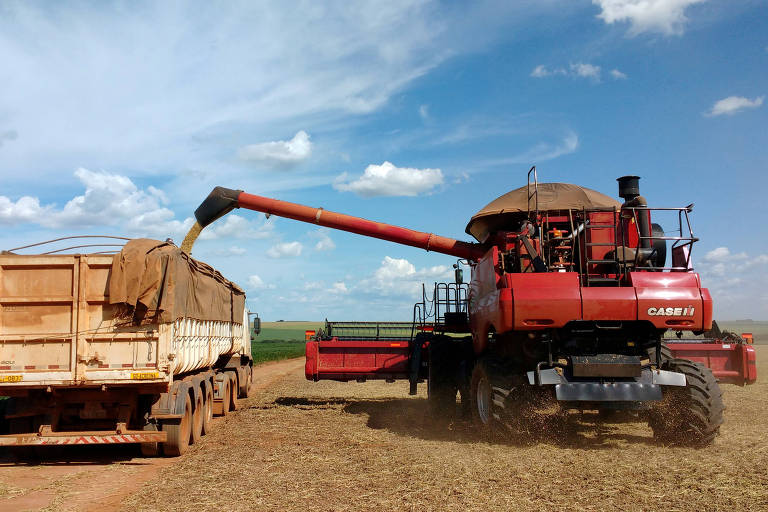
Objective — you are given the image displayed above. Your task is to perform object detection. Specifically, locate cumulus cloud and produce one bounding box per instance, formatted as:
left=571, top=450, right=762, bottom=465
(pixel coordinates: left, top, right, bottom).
left=705, top=96, right=764, bottom=117
left=247, top=274, right=275, bottom=290
left=237, top=131, right=312, bottom=169
left=592, top=0, right=706, bottom=36
left=0, top=168, right=192, bottom=237
left=266, top=241, right=303, bottom=258
left=334, top=161, right=443, bottom=197
left=0, top=195, right=50, bottom=224
left=364, top=256, right=452, bottom=296
left=570, top=62, right=601, bottom=80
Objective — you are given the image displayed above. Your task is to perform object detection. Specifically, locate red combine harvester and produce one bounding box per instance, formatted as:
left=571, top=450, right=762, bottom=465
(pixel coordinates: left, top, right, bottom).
left=194, top=169, right=753, bottom=445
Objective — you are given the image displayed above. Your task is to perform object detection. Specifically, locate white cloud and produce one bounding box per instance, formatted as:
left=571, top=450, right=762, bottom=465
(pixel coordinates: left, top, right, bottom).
left=310, top=228, right=336, bottom=251
left=593, top=0, right=706, bottom=36
left=364, top=256, right=452, bottom=296
left=0, top=195, right=50, bottom=224
left=266, top=241, right=303, bottom=259
left=330, top=282, right=348, bottom=294
left=418, top=104, right=430, bottom=121
left=0, top=168, right=192, bottom=237
left=705, top=96, right=764, bottom=117
left=570, top=62, right=601, bottom=80
left=237, top=130, right=312, bottom=169
left=531, top=63, right=608, bottom=82
left=530, top=65, right=550, bottom=78
left=247, top=274, right=275, bottom=290
left=199, top=214, right=273, bottom=240
left=698, top=246, right=768, bottom=319
left=334, top=161, right=443, bottom=197
left=610, top=68, right=628, bottom=79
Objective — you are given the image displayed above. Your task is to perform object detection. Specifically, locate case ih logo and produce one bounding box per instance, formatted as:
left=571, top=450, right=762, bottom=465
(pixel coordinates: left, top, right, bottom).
left=647, top=306, right=695, bottom=317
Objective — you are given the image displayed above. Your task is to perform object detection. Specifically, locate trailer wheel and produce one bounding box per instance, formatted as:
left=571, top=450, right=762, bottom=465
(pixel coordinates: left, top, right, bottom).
left=240, top=366, right=252, bottom=398
left=648, top=358, right=725, bottom=447
left=202, top=384, right=214, bottom=435
left=218, top=378, right=231, bottom=417
left=140, top=422, right=161, bottom=457
left=163, top=394, right=192, bottom=456
left=229, top=373, right=238, bottom=411
left=427, top=336, right=458, bottom=418
left=191, top=391, right=203, bottom=445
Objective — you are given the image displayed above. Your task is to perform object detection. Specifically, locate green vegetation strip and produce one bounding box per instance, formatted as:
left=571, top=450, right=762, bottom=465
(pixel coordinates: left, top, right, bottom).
left=250, top=321, right=323, bottom=364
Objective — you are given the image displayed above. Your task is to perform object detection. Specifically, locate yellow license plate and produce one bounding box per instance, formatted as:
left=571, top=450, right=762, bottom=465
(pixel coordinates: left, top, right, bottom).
left=0, top=375, right=23, bottom=383
left=131, top=372, right=160, bottom=380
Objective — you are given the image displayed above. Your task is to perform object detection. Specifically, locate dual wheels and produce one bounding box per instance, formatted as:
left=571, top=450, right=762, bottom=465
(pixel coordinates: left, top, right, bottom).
left=143, top=368, right=253, bottom=457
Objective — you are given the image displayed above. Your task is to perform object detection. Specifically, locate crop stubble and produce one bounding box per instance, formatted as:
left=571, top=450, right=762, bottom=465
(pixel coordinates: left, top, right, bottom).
left=125, top=348, right=768, bottom=512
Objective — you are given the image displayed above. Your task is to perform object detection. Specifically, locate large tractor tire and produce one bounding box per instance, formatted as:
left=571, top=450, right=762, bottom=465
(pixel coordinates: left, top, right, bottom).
left=648, top=358, right=724, bottom=447
left=427, top=336, right=458, bottom=418
left=163, top=394, right=193, bottom=456
left=647, top=342, right=674, bottom=366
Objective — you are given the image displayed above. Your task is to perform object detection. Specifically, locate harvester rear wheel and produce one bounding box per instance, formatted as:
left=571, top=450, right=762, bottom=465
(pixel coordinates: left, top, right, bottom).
left=163, top=394, right=192, bottom=456
left=427, top=336, right=458, bottom=418
left=648, top=358, right=724, bottom=447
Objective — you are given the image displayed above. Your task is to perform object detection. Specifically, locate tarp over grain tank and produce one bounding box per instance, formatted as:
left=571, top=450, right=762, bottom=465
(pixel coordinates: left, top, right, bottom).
left=109, top=239, right=245, bottom=325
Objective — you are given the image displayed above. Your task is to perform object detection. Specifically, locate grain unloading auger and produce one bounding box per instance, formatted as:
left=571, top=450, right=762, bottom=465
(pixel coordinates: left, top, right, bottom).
left=191, top=171, right=749, bottom=446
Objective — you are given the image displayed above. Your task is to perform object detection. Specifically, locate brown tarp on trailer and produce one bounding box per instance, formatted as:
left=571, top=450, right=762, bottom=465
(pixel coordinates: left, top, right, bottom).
left=109, top=239, right=245, bottom=324
left=465, top=182, right=621, bottom=242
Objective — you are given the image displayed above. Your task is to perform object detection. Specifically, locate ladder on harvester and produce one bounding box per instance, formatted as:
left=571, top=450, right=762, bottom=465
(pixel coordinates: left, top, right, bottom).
left=581, top=207, right=624, bottom=286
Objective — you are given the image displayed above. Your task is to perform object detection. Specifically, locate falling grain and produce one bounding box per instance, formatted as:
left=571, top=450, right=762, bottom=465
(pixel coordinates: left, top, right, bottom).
left=180, top=221, right=203, bottom=254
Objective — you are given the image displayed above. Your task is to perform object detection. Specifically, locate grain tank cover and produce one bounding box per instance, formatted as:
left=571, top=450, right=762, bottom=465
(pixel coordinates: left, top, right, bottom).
left=109, top=238, right=245, bottom=324
left=466, top=182, right=621, bottom=242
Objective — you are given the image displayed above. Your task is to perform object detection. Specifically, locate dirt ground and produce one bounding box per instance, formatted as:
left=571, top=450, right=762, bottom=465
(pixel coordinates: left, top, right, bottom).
left=0, top=358, right=303, bottom=512
left=2, top=350, right=766, bottom=512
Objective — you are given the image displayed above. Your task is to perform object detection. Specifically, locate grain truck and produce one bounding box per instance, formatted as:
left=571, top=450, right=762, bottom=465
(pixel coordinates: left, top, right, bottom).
left=0, top=238, right=254, bottom=456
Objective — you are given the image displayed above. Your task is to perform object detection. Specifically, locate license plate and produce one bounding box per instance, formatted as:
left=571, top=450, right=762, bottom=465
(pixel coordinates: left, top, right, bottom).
left=131, top=372, right=160, bottom=380
left=0, top=375, right=23, bottom=383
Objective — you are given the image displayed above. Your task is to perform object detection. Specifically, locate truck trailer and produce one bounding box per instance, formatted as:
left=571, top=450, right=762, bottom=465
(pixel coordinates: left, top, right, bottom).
left=0, top=238, right=254, bottom=456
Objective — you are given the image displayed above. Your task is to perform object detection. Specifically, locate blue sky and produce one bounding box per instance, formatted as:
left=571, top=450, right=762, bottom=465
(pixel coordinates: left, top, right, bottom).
left=0, top=0, right=766, bottom=320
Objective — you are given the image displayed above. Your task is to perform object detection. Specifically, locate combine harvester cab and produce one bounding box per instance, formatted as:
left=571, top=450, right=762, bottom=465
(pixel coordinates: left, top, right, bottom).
left=0, top=238, right=254, bottom=455
left=192, top=169, right=751, bottom=446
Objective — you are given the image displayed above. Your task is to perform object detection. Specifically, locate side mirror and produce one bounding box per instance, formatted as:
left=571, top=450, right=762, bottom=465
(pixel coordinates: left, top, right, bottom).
left=454, top=267, right=463, bottom=284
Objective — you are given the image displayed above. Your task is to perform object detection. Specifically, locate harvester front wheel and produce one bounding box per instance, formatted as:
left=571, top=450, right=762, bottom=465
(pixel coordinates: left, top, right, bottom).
left=427, top=336, right=458, bottom=418
left=470, top=358, right=498, bottom=435
left=648, top=358, right=724, bottom=447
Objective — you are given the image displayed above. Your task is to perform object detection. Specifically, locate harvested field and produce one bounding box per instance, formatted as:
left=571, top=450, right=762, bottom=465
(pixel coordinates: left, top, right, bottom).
left=124, top=346, right=768, bottom=512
